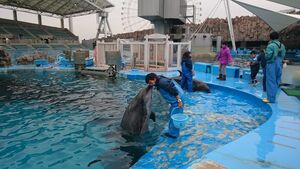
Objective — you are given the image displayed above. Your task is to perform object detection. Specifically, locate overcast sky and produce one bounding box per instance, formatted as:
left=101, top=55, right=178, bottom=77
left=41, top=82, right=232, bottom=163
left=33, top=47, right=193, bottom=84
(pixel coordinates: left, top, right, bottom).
left=0, top=0, right=292, bottom=41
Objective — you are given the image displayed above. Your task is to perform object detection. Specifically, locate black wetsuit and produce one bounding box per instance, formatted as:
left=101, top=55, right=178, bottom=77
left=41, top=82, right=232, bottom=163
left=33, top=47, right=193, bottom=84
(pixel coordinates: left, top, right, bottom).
left=155, top=75, right=179, bottom=97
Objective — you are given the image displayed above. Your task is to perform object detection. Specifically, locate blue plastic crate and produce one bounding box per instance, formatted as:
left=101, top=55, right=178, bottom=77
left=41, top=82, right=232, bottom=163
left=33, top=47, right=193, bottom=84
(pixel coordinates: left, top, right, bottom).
left=85, top=58, right=94, bottom=67
left=242, top=68, right=251, bottom=80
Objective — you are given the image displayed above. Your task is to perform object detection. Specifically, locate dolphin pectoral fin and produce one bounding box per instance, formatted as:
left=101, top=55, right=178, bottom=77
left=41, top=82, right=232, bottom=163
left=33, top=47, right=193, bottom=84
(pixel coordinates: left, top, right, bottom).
left=150, top=112, right=156, bottom=122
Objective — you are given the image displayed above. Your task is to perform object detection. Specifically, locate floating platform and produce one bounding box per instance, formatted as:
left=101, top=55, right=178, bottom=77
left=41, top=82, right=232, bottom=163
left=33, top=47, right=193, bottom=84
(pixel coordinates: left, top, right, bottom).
left=80, top=66, right=110, bottom=76
left=118, top=69, right=180, bottom=80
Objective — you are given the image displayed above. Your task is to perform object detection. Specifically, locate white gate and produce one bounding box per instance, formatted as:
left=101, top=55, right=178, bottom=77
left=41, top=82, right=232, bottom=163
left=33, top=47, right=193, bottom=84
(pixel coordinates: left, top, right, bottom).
left=96, top=34, right=191, bottom=72
left=95, top=41, right=119, bottom=66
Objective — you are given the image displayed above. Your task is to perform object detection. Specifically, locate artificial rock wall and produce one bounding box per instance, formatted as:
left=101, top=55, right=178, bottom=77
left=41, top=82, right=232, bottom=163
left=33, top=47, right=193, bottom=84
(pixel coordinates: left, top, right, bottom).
left=101, top=16, right=299, bottom=48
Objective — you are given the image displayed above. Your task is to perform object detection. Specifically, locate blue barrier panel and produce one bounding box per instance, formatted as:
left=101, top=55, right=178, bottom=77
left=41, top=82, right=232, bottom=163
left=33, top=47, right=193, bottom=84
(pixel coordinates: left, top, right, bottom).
left=206, top=65, right=212, bottom=73
left=212, top=65, right=219, bottom=75
left=34, top=59, right=48, bottom=67
left=194, top=62, right=212, bottom=73
left=127, top=69, right=145, bottom=80
left=226, top=66, right=240, bottom=78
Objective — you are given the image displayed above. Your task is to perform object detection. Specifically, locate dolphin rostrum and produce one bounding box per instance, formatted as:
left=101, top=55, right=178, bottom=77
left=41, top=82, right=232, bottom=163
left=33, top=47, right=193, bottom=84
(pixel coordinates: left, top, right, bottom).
left=121, top=85, right=155, bottom=135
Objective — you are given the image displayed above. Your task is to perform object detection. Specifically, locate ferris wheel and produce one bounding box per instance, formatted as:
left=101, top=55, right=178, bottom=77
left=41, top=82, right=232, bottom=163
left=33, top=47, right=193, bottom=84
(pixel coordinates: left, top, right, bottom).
left=121, top=0, right=202, bottom=32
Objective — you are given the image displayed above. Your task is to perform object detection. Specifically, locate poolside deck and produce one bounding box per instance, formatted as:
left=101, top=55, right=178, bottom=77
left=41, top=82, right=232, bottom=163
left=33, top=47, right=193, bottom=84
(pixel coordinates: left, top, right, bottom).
left=188, top=72, right=300, bottom=169
left=127, top=70, right=300, bottom=169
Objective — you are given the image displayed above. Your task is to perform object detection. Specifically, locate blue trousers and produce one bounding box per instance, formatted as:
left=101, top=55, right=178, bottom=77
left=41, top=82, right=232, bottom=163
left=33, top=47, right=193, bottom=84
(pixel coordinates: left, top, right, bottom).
left=276, top=58, right=282, bottom=86
left=159, top=81, right=185, bottom=137
left=262, top=67, right=266, bottom=92
left=266, top=58, right=282, bottom=103
left=168, top=102, right=183, bottom=137
left=180, top=74, right=193, bottom=92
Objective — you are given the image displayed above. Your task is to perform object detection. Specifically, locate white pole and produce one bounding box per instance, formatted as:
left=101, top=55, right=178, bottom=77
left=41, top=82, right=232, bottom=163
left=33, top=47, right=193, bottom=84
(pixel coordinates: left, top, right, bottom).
left=138, top=44, right=141, bottom=61
left=155, top=44, right=158, bottom=70
left=177, top=45, right=181, bottom=69
left=131, top=44, right=134, bottom=68
left=68, top=17, right=73, bottom=33
left=144, top=36, right=149, bottom=71
left=224, top=0, right=236, bottom=51
left=164, top=41, right=169, bottom=71
left=104, top=18, right=107, bottom=38
left=96, top=12, right=100, bottom=24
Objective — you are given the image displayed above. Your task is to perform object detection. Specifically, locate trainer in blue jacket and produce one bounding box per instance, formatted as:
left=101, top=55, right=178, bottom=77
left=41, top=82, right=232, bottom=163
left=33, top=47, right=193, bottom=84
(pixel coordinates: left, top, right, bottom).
left=181, top=51, right=194, bottom=92
left=263, top=32, right=286, bottom=103
left=145, top=73, right=185, bottom=138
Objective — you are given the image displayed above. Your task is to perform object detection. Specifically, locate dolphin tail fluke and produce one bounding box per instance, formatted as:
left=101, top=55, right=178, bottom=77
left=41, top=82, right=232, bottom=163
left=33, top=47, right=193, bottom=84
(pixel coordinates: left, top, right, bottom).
left=150, top=112, right=156, bottom=122
left=177, top=70, right=182, bottom=77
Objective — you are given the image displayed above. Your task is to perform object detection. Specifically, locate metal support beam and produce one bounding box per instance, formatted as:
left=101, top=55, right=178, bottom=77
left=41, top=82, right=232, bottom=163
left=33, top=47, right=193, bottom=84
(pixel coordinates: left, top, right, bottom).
left=0, top=5, right=61, bottom=18
left=61, top=18, right=64, bottom=28
left=193, top=5, right=196, bottom=23
left=69, top=17, right=73, bottom=33
left=0, top=0, right=109, bottom=18
left=95, top=11, right=112, bottom=40
left=224, top=0, right=236, bottom=51
left=38, top=14, right=42, bottom=25
left=185, top=5, right=196, bottom=24
left=13, top=10, right=17, bottom=21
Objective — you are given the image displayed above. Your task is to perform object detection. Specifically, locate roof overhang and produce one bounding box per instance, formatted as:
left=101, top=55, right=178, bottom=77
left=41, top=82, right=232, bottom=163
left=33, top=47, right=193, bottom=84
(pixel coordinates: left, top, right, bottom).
left=0, top=0, right=114, bottom=18
left=266, top=0, right=300, bottom=9
left=232, top=0, right=300, bottom=31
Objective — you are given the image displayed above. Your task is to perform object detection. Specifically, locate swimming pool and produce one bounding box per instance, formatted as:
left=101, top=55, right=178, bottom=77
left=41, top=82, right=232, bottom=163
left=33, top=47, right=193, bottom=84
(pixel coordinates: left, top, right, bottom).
left=0, top=70, right=272, bottom=169
left=132, top=83, right=272, bottom=168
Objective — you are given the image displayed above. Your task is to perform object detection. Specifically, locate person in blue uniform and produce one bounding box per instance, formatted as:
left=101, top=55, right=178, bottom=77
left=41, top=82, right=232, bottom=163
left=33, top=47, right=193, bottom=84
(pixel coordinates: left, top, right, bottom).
left=263, top=32, right=286, bottom=103
left=180, top=51, right=194, bottom=92
left=249, top=51, right=260, bottom=85
left=145, top=73, right=185, bottom=138
left=258, top=50, right=267, bottom=92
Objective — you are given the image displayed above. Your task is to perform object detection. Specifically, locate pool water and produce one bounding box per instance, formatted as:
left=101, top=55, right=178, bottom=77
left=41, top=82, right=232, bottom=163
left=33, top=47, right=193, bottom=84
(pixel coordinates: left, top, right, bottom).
left=0, top=70, right=271, bottom=169
left=0, top=70, right=169, bottom=169
left=133, top=85, right=272, bottom=168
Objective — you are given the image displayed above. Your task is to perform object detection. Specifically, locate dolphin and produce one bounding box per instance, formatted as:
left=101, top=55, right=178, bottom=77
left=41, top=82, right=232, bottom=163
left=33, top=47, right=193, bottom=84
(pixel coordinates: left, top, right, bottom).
left=121, top=85, right=155, bottom=135
left=172, top=70, right=210, bottom=93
